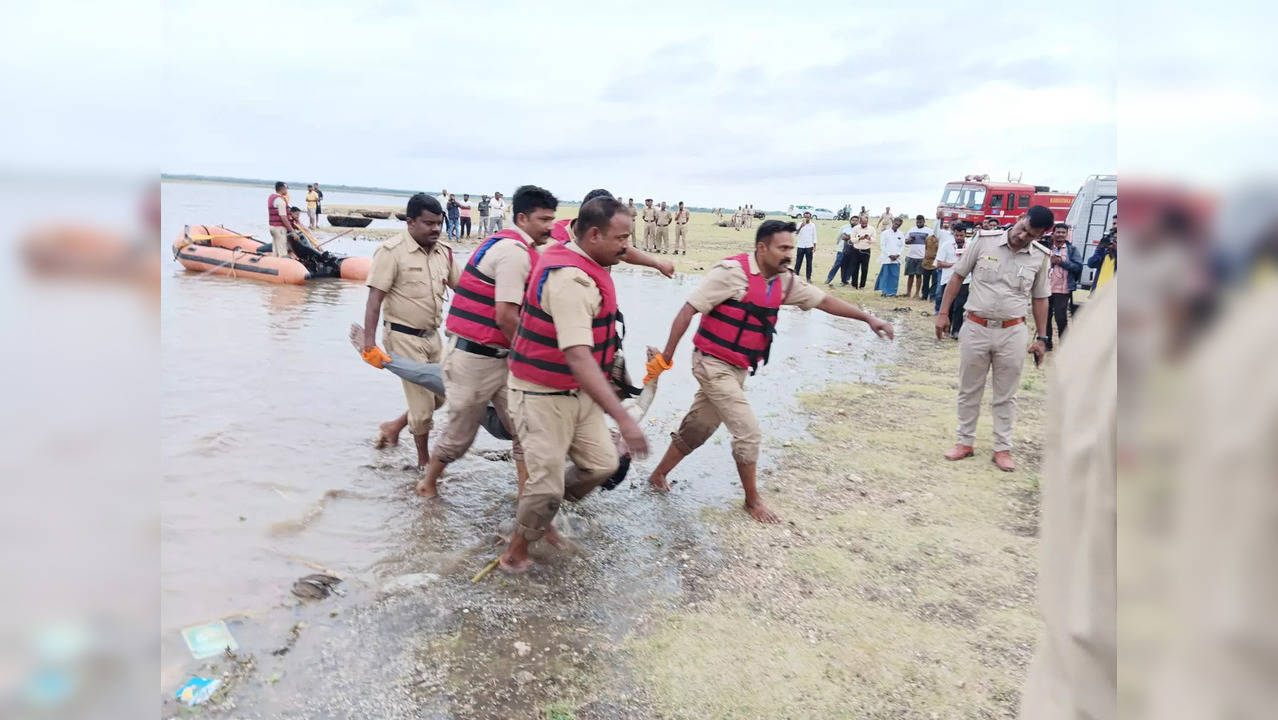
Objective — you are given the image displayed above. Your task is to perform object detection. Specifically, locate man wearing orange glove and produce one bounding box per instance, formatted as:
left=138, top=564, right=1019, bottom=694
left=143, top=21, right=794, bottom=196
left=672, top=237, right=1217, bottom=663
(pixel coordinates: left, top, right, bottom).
left=362, top=193, right=460, bottom=471
left=647, top=220, right=894, bottom=523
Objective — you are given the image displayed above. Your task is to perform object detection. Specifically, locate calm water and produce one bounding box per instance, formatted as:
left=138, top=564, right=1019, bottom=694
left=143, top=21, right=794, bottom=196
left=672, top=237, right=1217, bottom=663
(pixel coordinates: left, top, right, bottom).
left=160, top=180, right=899, bottom=716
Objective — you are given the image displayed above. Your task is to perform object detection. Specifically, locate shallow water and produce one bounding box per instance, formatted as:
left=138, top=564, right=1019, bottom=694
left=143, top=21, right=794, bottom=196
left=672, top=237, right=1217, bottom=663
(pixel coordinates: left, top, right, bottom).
left=160, top=181, right=899, bottom=716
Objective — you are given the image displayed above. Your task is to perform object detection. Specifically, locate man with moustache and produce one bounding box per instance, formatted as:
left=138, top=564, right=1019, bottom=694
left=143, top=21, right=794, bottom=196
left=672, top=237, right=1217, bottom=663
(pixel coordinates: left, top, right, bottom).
left=499, top=197, right=650, bottom=573
left=644, top=220, right=895, bottom=523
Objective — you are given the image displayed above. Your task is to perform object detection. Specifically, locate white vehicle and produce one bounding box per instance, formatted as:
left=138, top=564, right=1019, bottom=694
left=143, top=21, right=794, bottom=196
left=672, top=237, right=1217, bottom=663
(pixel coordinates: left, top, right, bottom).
left=1064, top=174, right=1117, bottom=288
left=787, top=204, right=835, bottom=220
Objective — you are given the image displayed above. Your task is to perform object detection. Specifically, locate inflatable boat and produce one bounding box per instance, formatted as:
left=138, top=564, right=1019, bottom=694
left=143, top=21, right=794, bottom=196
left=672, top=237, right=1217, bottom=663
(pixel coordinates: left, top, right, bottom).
left=174, top=225, right=371, bottom=284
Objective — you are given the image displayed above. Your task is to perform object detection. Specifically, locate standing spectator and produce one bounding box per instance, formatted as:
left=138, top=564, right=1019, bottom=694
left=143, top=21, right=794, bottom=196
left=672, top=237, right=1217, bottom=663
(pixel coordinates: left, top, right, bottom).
left=874, top=217, right=905, bottom=297
left=627, top=198, right=638, bottom=238
left=876, top=206, right=893, bottom=233
left=446, top=194, right=460, bottom=241
left=458, top=193, right=473, bottom=238
left=903, top=214, right=930, bottom=299
left=982, top=216, right=1000, bottom=231
left=654, top=201, right=673, bottom=253
left=826, top=217, right=853, bottom=287
left=305, top=184, right=319, bottom=229
left=948, top=226, right=972, bottom=337
left=934, top=222, right=960, bottom=314
left=936, top=206, right=1054, bottom=472
left=794, top=211, right=817, bottom=281
left=923, top=217, right=955, bottom=301
left=477, top=194, right=492, bottom=236
left=437, top=188, right=449, bottom=212
left=642, top=199, right=657, bottom=249
left=313, top=183, right=323, bottom=214
left=843, top=214, right=875, bottom=288
left=1088, top=216, right=1117, bottom=294
left=1045, top=223, right=1083, bottom=349
left=744, top=204, right=754, bottom=228
left=673, top=201, right=691, bottom=255
left=489, top=191, right=505, bottom=232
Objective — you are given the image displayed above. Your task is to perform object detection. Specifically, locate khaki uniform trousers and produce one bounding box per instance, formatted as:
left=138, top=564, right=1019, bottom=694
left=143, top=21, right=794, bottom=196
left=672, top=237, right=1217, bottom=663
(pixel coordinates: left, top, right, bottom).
left=643, top=222, right=656, bottom=251
left=656, top=224, right=670, bottom=252
left=269, top=226, right=290, bottom=258
left=674, top=223, right=688, bottom=252
left=433, top=339, right=521, bottom=464
left=671, top=351, right=761, bottom=465
left=956, top=319, right=1029, bottom=451
left=384, top=326, right=443, bottom=436
left=511, top=388, right=619, bottom=541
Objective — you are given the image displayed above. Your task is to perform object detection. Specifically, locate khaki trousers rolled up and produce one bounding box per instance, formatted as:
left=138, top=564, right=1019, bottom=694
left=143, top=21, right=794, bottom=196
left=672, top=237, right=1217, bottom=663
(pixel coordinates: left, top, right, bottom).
left=433, top=339, right=521, bottom=463
left=511, top=388, right=619, bottom=541
left=269, top=226, right=290, bottom=258
left=656, top=225, right=670, bottom=252
left=956, top=320, right=1028, bottom=451
left=670, top=351, right=760, bottom=464
left=675, top=223, right=688, bottom=252
left=643, top=222, right=655, bottom=251
left=384, top=327, right=442, bottom=436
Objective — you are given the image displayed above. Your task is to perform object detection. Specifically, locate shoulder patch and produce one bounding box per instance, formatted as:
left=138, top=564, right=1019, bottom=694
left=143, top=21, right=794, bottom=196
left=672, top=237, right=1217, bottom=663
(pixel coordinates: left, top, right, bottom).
left=381, top=234, right=406, bottom=250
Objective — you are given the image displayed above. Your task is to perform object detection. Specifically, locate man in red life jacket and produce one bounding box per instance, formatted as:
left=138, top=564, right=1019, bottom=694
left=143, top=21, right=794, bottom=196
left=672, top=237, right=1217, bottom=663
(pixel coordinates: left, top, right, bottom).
left=645, top=220, right=895, bottom=523
left=549, top=190, right=676, bottom=278
left=267, top=181, right=298, bottom=258
left=413, top=185, right=560, bottom=499
left=359, top=193, right=460, bottom=471
left=498, top=196, right=650, bottom=573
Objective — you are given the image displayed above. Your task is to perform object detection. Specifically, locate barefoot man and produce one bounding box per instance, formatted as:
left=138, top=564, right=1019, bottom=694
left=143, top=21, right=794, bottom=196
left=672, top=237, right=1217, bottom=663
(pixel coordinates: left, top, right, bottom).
left=499, top=197, right=649, bottom=573
left=360, top=193, right=459, bottom=471
left=415, top=185, right=559, bottom=498
left=646, top=220, right=895, bottom=523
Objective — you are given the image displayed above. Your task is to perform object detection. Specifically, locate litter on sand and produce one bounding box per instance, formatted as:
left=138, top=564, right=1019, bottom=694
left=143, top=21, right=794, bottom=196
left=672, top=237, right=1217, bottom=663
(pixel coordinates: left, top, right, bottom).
left=181, top=620, right=239, bottom=659
left=291, top=573, right=343, bottom=600
left=471, top=558, right=500, bottom=584
left=174, top=677, right=222, bottom=706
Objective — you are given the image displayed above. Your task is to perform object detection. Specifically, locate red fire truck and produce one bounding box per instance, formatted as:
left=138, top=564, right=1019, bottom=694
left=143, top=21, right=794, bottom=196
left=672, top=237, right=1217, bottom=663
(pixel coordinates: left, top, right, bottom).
left=935, top=174, right=1075, bottom=227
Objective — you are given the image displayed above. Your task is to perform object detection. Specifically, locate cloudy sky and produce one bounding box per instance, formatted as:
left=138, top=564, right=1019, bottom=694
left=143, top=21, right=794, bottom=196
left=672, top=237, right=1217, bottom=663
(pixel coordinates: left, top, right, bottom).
left=157, top=0, right=1118, bottom=212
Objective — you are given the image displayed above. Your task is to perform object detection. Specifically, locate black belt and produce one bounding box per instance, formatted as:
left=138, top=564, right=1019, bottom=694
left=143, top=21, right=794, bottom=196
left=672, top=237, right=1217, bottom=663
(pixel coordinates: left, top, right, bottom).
left=455, top=337, right=509, bottom=358
left=513, top=388, right=576, bottom=397
left=387, top=322, right=434, bottom=337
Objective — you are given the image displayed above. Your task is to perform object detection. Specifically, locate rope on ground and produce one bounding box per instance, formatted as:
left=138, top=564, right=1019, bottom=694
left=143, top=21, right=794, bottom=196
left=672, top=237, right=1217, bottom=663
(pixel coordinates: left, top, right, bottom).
left=471, top=557, right=500, bottom=584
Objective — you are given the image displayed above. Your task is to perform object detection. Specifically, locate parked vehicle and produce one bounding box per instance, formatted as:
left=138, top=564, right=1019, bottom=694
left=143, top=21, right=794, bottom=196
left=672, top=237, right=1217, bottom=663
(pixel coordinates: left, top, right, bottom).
left=787, top=204, right=834, bottom=220
left=935, top=174, right=1074, bottom=228
left=1064, top=174, right=1117, bottom=288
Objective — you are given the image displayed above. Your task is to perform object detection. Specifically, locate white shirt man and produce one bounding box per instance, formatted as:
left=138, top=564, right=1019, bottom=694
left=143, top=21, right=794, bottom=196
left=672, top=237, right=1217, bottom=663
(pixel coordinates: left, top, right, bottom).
left=796, top=220, right=818, bottom=248
left=905, top=223, right=930, bottom=260
left=849, top=220, right=876, bottom=251
left=936, top=232, right=958, bottom=285
left=489, top=196, right=505, bottom=227
left=880, top=226, right=905, bottom=264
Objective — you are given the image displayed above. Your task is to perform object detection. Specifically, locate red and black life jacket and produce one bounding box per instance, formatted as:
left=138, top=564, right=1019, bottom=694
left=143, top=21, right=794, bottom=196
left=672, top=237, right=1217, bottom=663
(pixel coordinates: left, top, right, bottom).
left=444, top=230, right=536, bottom=347
left=550, top=218, right=573, bottom=245
left=692, top=253, right=790, bottom=374
left=508, top=242, right=620, bottom=390
left=267, top=193, right=287, bottom=226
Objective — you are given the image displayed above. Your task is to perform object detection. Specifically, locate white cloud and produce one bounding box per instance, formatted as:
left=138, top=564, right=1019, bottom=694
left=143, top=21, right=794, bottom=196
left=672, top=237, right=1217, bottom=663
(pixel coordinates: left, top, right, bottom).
left=158, top=0, right=1119, bottom=212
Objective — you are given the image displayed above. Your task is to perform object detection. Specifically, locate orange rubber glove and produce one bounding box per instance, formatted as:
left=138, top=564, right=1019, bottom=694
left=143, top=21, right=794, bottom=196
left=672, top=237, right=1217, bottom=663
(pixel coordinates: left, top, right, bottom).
left=642, top=353, right=673, bottom=384
left=361, top=346, right=392, bottom=369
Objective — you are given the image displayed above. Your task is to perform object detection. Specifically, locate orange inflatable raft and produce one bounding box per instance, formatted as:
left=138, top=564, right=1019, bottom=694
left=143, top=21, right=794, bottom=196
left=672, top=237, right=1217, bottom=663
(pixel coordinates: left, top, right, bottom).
left=173, top=225, right=370, bottom=284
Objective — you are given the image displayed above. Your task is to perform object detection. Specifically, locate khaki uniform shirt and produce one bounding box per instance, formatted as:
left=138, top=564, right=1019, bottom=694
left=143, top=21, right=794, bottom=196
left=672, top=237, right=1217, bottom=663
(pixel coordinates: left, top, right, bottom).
left=675, top=209, right=690, bottom=224
left=951, top=229, right=1050, bottom=320
left=367, top=230, right=460, bottom=331
left=628, top=205, right=638, bottom=219
left=642, top=206, right=657, bottom=223
left=849, top=224, right=875, bottom=251
left=479, top=225, right=538, bottom=307
left=687, top=253, right=826, bottom=314
left=509, top=241, right=605, bottom=393
left=656, top=209, right=673, bottom=226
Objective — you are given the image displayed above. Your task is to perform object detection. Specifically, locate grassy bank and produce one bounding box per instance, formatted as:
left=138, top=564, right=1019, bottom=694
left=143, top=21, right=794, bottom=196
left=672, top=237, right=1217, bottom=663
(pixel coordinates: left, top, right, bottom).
left=589, top=210, right=1047, bottom=718
left=625, top=282, right=1047, bottom=718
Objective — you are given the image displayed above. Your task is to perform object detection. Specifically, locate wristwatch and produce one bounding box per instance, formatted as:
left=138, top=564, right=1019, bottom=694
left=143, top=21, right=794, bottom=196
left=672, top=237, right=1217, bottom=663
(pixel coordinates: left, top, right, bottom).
left=1036, top=336, right=1049, bottom=344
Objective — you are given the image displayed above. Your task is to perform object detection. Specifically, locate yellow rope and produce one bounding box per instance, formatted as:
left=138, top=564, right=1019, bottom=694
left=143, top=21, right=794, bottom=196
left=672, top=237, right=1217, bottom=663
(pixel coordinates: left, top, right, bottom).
left=471, top=557, right=500, bottom=584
